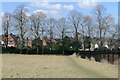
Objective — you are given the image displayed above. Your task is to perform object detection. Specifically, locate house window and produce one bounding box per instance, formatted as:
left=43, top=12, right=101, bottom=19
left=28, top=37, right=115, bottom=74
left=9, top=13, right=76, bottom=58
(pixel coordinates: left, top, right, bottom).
left=9, top=41, right=13, bottom=43
left=10, top=41, right=13, bottom=42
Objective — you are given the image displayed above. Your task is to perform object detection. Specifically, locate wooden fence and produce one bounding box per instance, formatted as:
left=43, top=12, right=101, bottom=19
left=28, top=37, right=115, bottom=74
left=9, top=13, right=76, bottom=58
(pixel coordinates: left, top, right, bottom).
left=78, top=51, right=119, bottom=64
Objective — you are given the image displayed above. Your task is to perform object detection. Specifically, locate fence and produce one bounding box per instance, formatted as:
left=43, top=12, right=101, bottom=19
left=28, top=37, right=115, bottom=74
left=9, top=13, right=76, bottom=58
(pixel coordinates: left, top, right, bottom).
left=78, top=51, right=119, bottom=64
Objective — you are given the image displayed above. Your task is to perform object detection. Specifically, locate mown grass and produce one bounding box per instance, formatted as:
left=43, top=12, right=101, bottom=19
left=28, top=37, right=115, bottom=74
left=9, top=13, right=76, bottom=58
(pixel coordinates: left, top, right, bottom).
left=2, top=54, right=118, bottom=78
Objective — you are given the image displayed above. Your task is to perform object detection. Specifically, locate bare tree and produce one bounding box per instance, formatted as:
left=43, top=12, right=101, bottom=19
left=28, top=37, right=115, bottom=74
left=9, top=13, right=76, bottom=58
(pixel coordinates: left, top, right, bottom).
left=39, top=14, right=46, bottom=55
left=102, top=15, right=114, bottom=41
left=80, top=18, right=87, bottom=51
left=68, top=10, right=83, bottom=51
left=84, top=16, right=93, bottom=51
left=57, top=18, right=68, bottom=54
left=47, top=18, right=56, bottom=51
left=2, top=12, right=12, bottom=48
left=30, top=11, right=46, bottom=54
left=94, top=5, right=116, bottom=48
left=84, top=16, right=93, bottom=37
left=111, top=24, right=118, bottom=39
left=13, top=5, right=29, bottom=53
left=94, top=4, right=107, bottom=48
left=109, top=24, right=118, bottom=49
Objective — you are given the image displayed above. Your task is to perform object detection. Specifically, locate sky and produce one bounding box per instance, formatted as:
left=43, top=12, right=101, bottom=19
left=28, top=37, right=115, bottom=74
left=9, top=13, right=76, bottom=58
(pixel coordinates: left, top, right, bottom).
left=2, top=2, right=118, bottom=21
left=0, top=1, right=119, bottom=35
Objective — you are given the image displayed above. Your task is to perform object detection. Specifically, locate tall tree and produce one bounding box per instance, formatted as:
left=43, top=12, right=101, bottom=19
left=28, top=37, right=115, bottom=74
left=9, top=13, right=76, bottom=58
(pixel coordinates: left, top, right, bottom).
left=68, top=10, right=83, bottom=51
left=94, top=4, right=107, bottom=48
left=57, top=18, right=68, bottom=54
left=39, top=13, right=46, bottom=55
left=84, top=16, right=93, bottom=38
left=47, top=18, right=56, bottom=51
left=109, top=24, right=118, bottom=49
left=84, top=16, right=93, bottom=51
left=94, top=4, right=115, bottom=48
left=102, top=15, right=114, bottom=41
left=2, top=12, right=11, bottom=48
left=13, top=5, right=29, bottom=53
left=80, top=18, right=86, bottom=51
left=30, top=11, right=46, bottom=54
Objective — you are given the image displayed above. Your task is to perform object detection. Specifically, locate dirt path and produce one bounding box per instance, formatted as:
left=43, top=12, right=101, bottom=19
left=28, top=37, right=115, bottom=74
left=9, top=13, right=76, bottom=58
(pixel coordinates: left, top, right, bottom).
left=2, top=54, right=118, bottom=78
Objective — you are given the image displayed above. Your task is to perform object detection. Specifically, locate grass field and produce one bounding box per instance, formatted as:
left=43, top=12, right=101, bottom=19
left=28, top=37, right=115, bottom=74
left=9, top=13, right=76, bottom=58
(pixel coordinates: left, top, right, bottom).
left=2, top=54, right=118, bottom=78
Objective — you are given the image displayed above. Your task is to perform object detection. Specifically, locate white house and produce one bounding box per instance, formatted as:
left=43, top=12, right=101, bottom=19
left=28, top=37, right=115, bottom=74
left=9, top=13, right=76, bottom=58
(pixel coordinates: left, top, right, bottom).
left=95, top=44, right=99, bottom=49
left=105, top=44, right=109, bottom=49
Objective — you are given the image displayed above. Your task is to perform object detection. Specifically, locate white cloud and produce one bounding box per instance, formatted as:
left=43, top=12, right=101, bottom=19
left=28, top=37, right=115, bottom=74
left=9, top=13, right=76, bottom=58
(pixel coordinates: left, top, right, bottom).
left=30, top=2, right=74, bottom=10
left=63, top=5, right=74, bottom=10
left=33, top=9, right=62, bottom=19
left=34, top=9, right=48, bottom=14
left=25, top=12, right=31, bottom=16
left=78, top=0, right=99, bottom=9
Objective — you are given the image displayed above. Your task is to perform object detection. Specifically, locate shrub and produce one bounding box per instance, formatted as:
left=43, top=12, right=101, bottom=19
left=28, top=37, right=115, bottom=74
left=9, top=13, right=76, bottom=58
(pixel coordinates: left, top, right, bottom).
left=53, top=43, right=62, bottom=50
left=112, top=45, right=119, bottom=51
left=98, top=47, right=109, bottom=51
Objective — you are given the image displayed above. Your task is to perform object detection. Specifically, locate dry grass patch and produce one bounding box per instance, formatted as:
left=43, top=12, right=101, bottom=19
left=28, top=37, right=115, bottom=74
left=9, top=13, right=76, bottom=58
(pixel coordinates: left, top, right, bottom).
left=2, top=54, right=118, bottom=78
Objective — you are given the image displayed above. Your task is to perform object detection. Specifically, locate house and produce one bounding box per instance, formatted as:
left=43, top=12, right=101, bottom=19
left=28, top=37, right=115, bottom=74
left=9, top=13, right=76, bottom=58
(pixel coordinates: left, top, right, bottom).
left=103, top=40, right=109, bottom=49
left=42, top=37, right=57, bottom=46
left=2, top=33, right=33, bottom=48
left=24, top=40, right=32, bottom=48
left=24, top=38, right=32, bottom=48
left=42, top=36, right=48, bottom=46
left=105, top=38, right=119, bottom=50
left=47, top=38, right=57, bottom=44
left=1, top=33, right=20, bottom=47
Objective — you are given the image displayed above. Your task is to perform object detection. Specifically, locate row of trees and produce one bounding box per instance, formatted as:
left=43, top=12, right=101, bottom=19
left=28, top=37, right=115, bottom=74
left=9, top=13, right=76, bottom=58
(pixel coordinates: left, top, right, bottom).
left=2, top=4, right=118, bottom=54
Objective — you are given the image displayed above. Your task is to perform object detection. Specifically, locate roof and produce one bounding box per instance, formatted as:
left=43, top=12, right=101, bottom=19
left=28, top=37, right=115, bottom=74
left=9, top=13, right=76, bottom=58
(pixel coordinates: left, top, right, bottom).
left=1, top=33, right=19, bottom=42
left=10, top=34, right=19, bottom=42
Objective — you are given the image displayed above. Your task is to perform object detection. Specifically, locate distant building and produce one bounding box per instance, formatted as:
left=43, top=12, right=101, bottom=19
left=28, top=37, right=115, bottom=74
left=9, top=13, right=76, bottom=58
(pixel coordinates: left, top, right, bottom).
left=95, top=44, right=99, bottom=49
left=43, top=36, right=59, bottom=45
left=1, top=33, right=20, bottom=47
left=24, top=40, right=32, bottom=48
left=1, top=34, right=34, bottom=48
left=103, top=40, right=109, bottom=49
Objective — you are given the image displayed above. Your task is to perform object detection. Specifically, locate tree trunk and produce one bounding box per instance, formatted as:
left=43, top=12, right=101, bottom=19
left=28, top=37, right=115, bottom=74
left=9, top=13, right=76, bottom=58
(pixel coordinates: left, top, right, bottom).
left=37, top=46, right=39, bottom=55
left=75, top=28, right=78, bottom=51
left=100, top=29, right=102, bottom=48
left=62, top=31, right=64, bottom=54
left=20, top=22, right=24, bottom=54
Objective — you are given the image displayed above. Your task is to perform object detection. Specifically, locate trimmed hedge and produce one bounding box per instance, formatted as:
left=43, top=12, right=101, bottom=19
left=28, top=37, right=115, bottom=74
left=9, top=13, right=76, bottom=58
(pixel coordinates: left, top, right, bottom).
left=2, top=47, right=75, bottom=55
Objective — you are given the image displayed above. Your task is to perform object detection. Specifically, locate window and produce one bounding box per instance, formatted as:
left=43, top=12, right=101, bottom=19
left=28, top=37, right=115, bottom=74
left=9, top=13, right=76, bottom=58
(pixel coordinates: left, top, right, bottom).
left=10, top=41, right=13, bottom=42
left=9, top=41, right=13, bottom=43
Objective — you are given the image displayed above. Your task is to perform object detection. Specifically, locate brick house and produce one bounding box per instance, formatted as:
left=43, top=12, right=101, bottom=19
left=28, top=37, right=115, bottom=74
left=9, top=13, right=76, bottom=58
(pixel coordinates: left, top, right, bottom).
left=24, top=38, right=32, bottom=48
left=1, top=34, right=33, bottom=48
left=42, top=37, right=57, bottom=46
left=1, top=33, right=19, bottom=47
